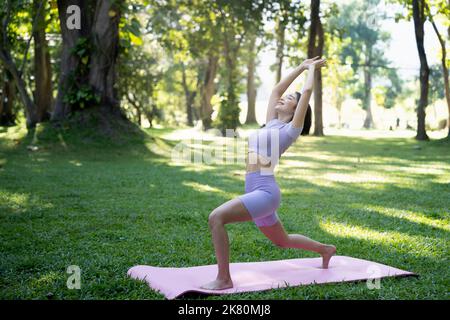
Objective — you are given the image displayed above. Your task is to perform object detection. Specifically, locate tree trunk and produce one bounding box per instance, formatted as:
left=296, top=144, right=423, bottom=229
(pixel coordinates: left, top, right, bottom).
left=275, top=16, right=286, bottom=83
left=53, top=0, right=123, bottom=121
left=143, top=110, right=152, bottom=128
left=200, top=54, right=218, bottom=130
left=88, top=0, right=122, bottom=114
left=246, top=34, right=257, bottom=124
left=313, top=68, right=324, bottom=136
left=309, top=0, right=324, bottom=136
left=336, top=94, right=343, bottom=129
left=307, top=0, right=319, bottom=58
left=0, top=71, right=16, bottom=126
left=427, top=7, right=450, bottom=138
left=33, top=0, right=52, bottom=122
left=126, top=93, right=141, bottom=126
left=220, top=33, right=241, bottom=135
left=136, top=105, right=141, bottom=126
left=412, top=0, right=429, bottom=140
left=181, top=64, right=194, bottom=126
left=53, top=0, right=92, bottom=121
left=363, top=47, right=373, bottom=129
left=0, top=51, right=38, bottom=128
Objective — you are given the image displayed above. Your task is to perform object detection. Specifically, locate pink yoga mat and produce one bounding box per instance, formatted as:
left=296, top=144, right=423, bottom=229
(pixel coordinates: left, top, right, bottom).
left=127, top=255, right=416, bottom=299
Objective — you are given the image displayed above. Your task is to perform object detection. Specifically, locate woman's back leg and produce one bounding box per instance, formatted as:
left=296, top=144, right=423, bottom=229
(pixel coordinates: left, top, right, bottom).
left=258, top=220, right=336, bottom=269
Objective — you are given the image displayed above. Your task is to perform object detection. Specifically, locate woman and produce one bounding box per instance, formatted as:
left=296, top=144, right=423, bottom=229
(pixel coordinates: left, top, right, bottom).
left=200, top=56, right=336, bottom=290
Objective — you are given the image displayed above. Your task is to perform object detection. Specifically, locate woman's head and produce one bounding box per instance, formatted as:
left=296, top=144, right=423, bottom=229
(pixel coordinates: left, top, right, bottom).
left=275, top=91, right=302, bottom=120
left=262, top=91, right=311, bottom=132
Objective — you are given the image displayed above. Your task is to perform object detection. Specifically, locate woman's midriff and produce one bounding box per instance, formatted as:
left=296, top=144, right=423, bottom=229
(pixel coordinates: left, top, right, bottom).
left=246, top=150, right=275, bottom=173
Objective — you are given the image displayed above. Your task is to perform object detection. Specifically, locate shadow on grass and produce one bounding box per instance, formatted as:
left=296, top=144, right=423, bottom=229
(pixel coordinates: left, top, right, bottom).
left=0, top=123, right=448, bottom=299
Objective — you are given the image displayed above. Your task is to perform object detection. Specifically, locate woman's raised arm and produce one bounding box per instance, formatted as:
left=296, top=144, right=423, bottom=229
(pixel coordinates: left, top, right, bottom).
left=266, top=56, right=322, bottom=123
left=291, top=58, right=327, bottom=129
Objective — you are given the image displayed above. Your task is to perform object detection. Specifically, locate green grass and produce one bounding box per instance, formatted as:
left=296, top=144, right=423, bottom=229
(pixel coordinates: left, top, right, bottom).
left=0, top=122, right=449, bottom=300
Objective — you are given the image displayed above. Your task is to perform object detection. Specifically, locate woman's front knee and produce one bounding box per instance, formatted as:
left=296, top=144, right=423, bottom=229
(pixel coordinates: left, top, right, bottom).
left=208, top=209, right=224, bottom=228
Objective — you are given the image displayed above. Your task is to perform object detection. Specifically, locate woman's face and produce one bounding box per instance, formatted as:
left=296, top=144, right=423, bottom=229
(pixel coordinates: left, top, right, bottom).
left=275, top=93, right=298, bottom=116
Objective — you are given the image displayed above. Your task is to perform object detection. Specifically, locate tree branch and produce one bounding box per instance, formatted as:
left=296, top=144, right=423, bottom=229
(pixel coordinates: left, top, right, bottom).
left=1, top=0, right=12, bottom=50
left=20, top=0, right=46, bottom=75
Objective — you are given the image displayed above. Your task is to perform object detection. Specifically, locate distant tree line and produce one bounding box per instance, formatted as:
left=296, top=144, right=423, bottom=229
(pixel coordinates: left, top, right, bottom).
left=0, top=0, right=448, bottom=140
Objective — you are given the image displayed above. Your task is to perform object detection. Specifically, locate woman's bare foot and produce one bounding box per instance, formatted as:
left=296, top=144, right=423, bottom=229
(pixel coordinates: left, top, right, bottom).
left=200, top=278, right=234, bottom=290
left=320, top=245, right=336, bottom=269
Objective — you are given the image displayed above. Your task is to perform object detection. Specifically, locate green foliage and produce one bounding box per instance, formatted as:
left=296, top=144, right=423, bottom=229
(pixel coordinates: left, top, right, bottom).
left=336, top=0, right=389, bottom=68
left=214, top=0, right=265, bottom=131
left=145, top=0, right=220, bottom=125
left=383, top=68, right=403, bottom=109
left=117, top=34, right=163, bottom=124
left=373, top=68, right=404, bottom=109
left=145, top=0, right=267, bottom=129
left=330, top=0, right=403, bottom=111
left=70, top=37, right=90, bottom=59
left=62, top=37, right=100, bottom=110
left=216, top=92, right=240, bottom=134
left=63, top=83, right=100, bottom=109
left=0, top=0, right=33, bottom=58
left=120, top=12, right=143, bottom=50
left=428, top=64, right=446, bottom=103
left=2, top=0, right=445, bottom=129
left=267, top=0, right=308, bottom=68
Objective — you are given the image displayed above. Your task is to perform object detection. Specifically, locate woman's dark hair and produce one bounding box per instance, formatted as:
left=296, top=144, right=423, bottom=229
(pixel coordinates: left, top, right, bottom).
left=260, top=92, right=312, bottom=135
left=295, top=91, right=312, bottom=135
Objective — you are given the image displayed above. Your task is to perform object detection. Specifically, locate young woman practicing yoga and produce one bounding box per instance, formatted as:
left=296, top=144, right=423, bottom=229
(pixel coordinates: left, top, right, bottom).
left=200, top=56, right=336, bottom=290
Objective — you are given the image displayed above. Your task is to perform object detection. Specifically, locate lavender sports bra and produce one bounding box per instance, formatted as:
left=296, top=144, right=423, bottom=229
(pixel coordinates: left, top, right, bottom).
left=248, top=118, right=303, bottom=160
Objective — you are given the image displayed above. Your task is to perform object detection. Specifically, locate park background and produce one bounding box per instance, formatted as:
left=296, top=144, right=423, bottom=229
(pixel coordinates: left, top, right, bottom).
left=0, top=0, right=449, bottom=299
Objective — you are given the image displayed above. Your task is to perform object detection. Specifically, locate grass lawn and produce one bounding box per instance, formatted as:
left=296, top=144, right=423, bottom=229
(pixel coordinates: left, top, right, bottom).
left=0, top=123, right=449, bottom=299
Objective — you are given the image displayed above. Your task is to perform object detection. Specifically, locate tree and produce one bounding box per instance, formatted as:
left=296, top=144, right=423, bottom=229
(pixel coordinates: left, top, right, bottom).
left=199, top=53, right=218, bottom=129
left=214, top=0, right=265, bottom=135
left=147, top=0, right=221, bottom=129
left=190, top=3, right=222, bottom=130
left=373, top=67, right=403, bottom=114
left=0, top=67, right=16, bottom=126
left=0, top=0, right=38, bottom=128
left=269, top=0, right=307, bottom=83
left=244, top=13, right=272, bottom=125
left=181, top=62, right=199, bottom=126
left=425, top=0, right=450, bottom=137
left=117, top=21, right=162, bottom=128
left=52, top=0, right=124, bottom=123
left=216, top=2, right=244, bottom=134
left=428, top=64, right=445, bottom=101
left=411, top=0, right=430, bottom=140
left=280, top=1, right=310, bottom=134
left=308, top=0, right=325, bottom=136
left=33, top=0, right=52, bottom=122
left=245, top=33, right=258, bottom=124
left=390, top=0, right=449, bottom=139
left=391, top=0, right=431, bottom=139
left=274, top=1, right=290, bottom=83
left=336, top=0, right=393, bottom=129
left=324, top=43, right=354, bottom=128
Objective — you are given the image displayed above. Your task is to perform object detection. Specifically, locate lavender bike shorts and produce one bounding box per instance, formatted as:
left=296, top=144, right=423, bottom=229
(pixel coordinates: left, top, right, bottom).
left=238, top=170, right=281, bottom=227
